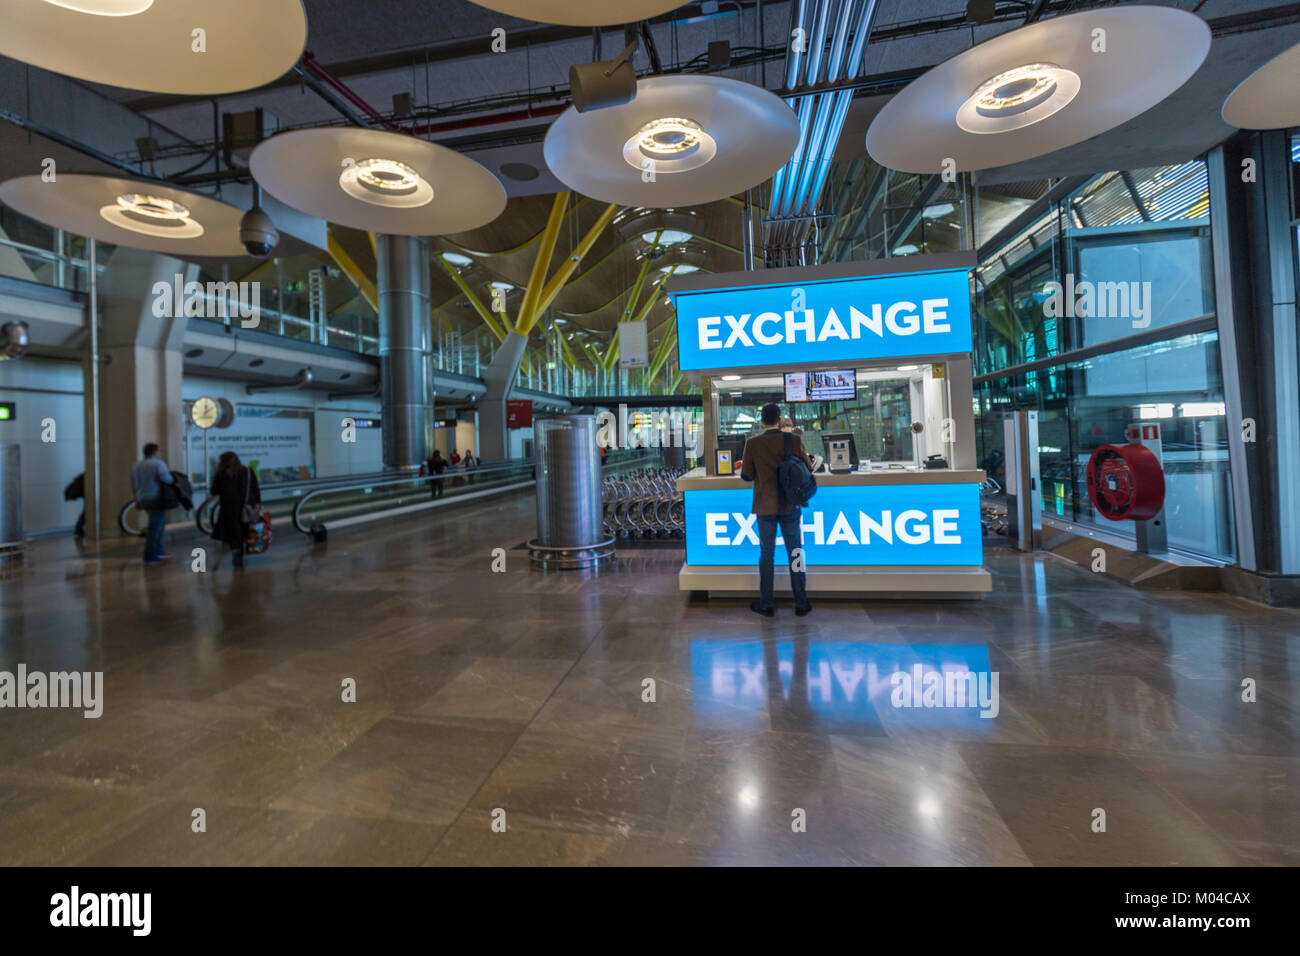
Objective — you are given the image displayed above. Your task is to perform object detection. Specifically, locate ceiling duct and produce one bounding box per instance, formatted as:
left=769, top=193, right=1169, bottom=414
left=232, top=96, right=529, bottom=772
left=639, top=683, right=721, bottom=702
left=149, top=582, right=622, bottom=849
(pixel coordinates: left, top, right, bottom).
left=765, top=0, right=880, bottom=267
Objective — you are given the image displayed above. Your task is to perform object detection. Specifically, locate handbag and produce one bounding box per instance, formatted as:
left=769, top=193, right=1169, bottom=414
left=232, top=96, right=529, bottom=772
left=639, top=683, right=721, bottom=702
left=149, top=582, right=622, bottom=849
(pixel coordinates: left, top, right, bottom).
left=239, top=469, right=263, bottom=524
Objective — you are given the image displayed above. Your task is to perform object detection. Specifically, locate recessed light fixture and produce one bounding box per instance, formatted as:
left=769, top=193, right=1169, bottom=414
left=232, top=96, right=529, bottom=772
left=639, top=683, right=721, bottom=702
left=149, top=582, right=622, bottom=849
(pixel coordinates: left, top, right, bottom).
left=897, top=365, right=919, bottom=372
left=339, top=158, right=433, bottom=208
left=660, top=263, right=699, bottom=274
left=41, top=0, right=153, bottom=15
left=956, top=63, right=1081, bottom=134
left=488, top=281, right=514, bottom=291
left=721, top=375, right=741, bottom=381
left=99, top=192, right=204, bottom=239
left=442, top=252, right=474, bottom=267
left=623, top=117, right=718, bottom=175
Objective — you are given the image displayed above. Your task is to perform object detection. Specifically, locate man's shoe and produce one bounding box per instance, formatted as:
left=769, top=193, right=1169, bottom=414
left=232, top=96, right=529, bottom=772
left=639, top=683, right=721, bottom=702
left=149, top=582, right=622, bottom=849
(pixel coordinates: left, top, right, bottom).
left=795, top=603, right=813, bottom=617
left=156, top=552, right=171, bottom=559
left=750, top=600, right=775, bottom=617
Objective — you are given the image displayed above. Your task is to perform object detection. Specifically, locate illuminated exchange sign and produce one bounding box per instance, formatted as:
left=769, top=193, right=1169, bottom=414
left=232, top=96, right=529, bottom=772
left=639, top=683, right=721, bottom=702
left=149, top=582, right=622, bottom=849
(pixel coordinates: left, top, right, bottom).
left=684, top=483, right=984, bottom=567
left=671, top=267, right=972, bottom=372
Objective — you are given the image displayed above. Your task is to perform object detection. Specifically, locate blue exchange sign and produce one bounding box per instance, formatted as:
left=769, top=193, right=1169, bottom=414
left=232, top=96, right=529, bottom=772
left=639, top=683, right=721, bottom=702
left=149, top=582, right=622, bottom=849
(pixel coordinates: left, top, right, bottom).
left=672, top=267, right=973, bottom=372
left=684, top=483, right=984, bottom=567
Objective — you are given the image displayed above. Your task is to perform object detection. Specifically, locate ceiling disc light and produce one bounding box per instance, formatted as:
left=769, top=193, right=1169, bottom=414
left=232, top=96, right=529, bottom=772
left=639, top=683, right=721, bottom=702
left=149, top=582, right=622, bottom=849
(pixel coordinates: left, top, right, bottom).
left=251, top=128, right=505, bottom=236
left=0, top=0, right=307, bottom=95
left=40, top=0, right=153, bottom=15
left=442, top=252, right=474, bottom=267
left=0, top=174, right=244, bottom=255
left=623, top=117, right=718, bottom=174
left=339, top=158, right=433, bottom=208
left=466, top=0, right=684, bottom=27
left=99, top=192, right=203, bottom=238
left=1222, top=40, right=1300, bottom=130
left=545, top=74, right=798, bottom=208
left=956, top=63, right=1080, bottom=134
left=866, top=6, right=1210, bottom=173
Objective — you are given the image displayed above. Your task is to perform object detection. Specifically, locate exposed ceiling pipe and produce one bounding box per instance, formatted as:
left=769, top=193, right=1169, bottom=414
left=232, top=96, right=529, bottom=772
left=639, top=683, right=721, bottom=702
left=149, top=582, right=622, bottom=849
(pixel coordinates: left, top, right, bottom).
left=789, top=0, right=857, bottom=219
left=246, top=367, right=314, bottom=394
left=299, top=52, right=401, bottom=132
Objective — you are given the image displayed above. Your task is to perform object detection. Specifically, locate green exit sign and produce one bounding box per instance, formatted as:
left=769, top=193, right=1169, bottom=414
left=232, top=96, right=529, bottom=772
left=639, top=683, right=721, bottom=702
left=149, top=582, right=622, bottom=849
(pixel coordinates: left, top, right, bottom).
left=0, top=403, right=13, bottom=421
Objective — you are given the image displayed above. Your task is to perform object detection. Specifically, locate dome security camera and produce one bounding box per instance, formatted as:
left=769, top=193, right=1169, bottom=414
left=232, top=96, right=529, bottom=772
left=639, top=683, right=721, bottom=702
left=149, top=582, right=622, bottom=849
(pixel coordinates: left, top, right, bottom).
left=239, top=204, right=279, bottom=257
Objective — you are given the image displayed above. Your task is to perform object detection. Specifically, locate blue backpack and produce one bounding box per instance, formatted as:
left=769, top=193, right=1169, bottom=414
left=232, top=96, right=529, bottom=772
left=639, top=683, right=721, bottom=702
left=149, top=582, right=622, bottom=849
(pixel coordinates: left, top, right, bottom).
left=778, top=432, right=818, bottom=509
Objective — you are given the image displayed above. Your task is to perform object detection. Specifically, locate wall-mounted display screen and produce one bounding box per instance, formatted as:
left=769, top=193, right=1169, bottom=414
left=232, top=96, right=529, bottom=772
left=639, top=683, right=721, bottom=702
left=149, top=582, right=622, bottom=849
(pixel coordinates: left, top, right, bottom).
left=785, top=369, right=857, bottom=402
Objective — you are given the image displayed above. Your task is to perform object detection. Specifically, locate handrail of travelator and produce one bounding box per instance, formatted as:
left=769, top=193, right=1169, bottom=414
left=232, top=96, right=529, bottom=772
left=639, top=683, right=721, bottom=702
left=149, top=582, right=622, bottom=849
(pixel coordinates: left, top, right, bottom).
left=290, top=459, right=537, bottom=536
left=291, top=453, right=659, bottom=538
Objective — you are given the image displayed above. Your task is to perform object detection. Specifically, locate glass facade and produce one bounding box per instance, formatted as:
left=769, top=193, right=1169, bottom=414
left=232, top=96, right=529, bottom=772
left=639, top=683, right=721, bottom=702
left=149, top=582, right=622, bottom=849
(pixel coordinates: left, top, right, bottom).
left=972, top=161, right=1234, bottom=561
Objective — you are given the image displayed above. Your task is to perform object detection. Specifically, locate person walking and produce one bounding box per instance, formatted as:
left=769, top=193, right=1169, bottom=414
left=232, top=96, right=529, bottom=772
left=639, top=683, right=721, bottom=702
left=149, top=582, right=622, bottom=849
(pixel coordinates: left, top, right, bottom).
left=64, top=472, right=86, bottom=538
left=461, top=448, right=478, bottom=484
left=131, top=443, right=175, bottom=565
left=449, top=449, right=461, bottom=467
left=740, top=403, right=815, bottom=617
left=426, top=449, right=448, bottom=499
left=209, top=451, right=260, bottom=568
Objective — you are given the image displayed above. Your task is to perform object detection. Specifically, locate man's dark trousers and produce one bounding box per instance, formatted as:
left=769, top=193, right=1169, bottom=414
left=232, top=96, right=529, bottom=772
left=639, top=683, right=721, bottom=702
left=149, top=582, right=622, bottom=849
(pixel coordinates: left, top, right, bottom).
left=757, top=509, right=809, bottom=610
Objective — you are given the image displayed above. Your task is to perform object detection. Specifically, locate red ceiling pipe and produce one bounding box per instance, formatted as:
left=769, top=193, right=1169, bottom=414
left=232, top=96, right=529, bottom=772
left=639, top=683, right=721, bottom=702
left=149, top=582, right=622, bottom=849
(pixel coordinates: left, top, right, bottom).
left=299, top=51, right=401, bottom=132
left=399, top=102, right=569, bottom=136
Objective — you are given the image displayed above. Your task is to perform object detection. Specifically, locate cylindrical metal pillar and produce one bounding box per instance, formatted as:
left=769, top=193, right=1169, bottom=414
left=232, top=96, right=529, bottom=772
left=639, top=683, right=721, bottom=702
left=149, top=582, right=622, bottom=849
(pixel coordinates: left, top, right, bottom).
left=376, top=234, right=432, bottom=469
left=0, top=444, right=24, bottom=562
left=528, top=415, right=613, bottom=568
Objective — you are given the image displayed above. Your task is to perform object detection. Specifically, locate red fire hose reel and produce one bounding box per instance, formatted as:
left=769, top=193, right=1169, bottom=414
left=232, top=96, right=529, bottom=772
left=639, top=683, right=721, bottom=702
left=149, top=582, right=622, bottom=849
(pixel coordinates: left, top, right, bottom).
left=1086, top=443, right=1166, bottom=521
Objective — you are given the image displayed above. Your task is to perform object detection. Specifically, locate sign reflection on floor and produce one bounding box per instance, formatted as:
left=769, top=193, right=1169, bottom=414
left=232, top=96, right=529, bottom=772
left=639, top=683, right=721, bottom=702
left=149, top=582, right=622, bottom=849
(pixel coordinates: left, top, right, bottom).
left=690, top=641, right=998, bottom=731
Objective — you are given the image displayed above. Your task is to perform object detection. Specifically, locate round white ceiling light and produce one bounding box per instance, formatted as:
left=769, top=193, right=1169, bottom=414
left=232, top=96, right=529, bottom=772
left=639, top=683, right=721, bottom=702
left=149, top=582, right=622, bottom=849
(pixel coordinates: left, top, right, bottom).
left=0, top=174, right=245, bottom=256
left=466, top=0, right=685, bottom=27
left=955, top=63, right=1081, bottom=134
left=40, top=0, right=153, bottom=15
left=442, top=252, right=474, bottom=267
left=1222, top=40, right=1300, bottom=130
left=643, top=229, right=692, bottom=245
left=622, top=117, right=718, bottom=174
left=339, top=158, right=434, bottom=208
left=250, top=128, right=506, bottom=236
left=866, top=6, right=1210, bottom=173
left=99, top=192, right=204, bottom=239
left=0, top=0, right=307, bottom=95
left=545, top=74, right=798, bottom=208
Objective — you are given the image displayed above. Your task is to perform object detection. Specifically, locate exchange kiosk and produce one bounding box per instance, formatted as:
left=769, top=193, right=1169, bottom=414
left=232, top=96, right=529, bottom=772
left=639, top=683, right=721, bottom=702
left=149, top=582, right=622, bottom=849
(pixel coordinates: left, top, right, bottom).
left=667, top=252, right=991, bottom=599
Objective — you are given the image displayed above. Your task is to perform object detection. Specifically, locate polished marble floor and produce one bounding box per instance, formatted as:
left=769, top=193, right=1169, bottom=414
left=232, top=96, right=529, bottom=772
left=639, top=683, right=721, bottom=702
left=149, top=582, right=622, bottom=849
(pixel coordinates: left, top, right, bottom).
left=1, top=494, right=1297, bottom=866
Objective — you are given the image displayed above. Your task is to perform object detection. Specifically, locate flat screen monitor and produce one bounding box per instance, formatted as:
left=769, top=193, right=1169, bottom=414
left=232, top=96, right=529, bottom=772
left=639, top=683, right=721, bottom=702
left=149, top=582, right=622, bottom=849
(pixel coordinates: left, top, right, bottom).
left=785, top=369, right=857, bottom=402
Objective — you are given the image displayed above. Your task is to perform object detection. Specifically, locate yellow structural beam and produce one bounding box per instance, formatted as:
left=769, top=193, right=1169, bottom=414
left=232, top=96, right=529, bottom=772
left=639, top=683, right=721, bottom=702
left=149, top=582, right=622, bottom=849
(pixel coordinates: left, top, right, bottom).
left=521, top=202, right=620, bottom=336
left=514, top=191, right=570, bottom=335
left=557, top=331, right=579, bottom=370
left=648, top=325, right=677, bottom=381
left=622, top=230, right=659, bottom=321
left=327, top=230, right=378, bottom=312
left=434, top=252, right=506, bottom=341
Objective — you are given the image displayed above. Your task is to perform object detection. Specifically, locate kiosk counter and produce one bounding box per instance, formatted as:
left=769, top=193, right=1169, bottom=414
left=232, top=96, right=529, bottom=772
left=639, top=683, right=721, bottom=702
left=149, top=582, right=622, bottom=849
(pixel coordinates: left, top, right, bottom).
left=667, top=251, right=993, bottom=601
left=676, top=468, right=991, bottom=598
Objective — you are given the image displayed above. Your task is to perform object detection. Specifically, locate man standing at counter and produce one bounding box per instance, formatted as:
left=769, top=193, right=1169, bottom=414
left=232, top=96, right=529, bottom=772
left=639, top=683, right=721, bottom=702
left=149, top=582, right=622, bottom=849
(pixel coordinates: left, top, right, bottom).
left=740, top=403, right=814, bottom=617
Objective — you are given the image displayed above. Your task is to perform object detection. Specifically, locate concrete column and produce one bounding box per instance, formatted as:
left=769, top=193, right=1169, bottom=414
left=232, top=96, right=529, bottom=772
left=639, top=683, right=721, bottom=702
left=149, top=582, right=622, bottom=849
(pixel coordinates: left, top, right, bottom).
left=477, top=331, right=528, bottom=461
left=86, top=247, right=193, bottom=537
left=375, top=234, right=432, bottom=469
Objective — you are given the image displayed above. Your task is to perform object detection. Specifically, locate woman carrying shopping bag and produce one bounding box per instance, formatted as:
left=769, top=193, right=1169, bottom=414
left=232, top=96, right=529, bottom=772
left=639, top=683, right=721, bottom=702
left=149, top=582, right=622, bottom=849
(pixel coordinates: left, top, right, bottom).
left=209, top=451, right=263, bottom=568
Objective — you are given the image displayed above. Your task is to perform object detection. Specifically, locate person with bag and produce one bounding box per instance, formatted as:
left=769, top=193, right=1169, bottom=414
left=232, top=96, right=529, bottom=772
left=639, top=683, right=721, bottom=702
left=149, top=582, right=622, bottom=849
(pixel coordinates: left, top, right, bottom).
left=740, top=403, right=817, bottom=617
left=131, top=442, right=175, bottom=565
left=64, top=472, right=86, bottom=538
left=209, top=451, right=261, bottom=568
left=426, top=449, right=448, bottom=499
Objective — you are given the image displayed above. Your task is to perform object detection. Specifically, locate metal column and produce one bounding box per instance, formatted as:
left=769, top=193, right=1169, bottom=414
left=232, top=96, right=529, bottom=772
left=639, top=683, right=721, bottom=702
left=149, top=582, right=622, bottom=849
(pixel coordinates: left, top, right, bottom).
left=375, top=234, right=432, bottom=469
left=1003, top=410, right=1042, bottom=551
